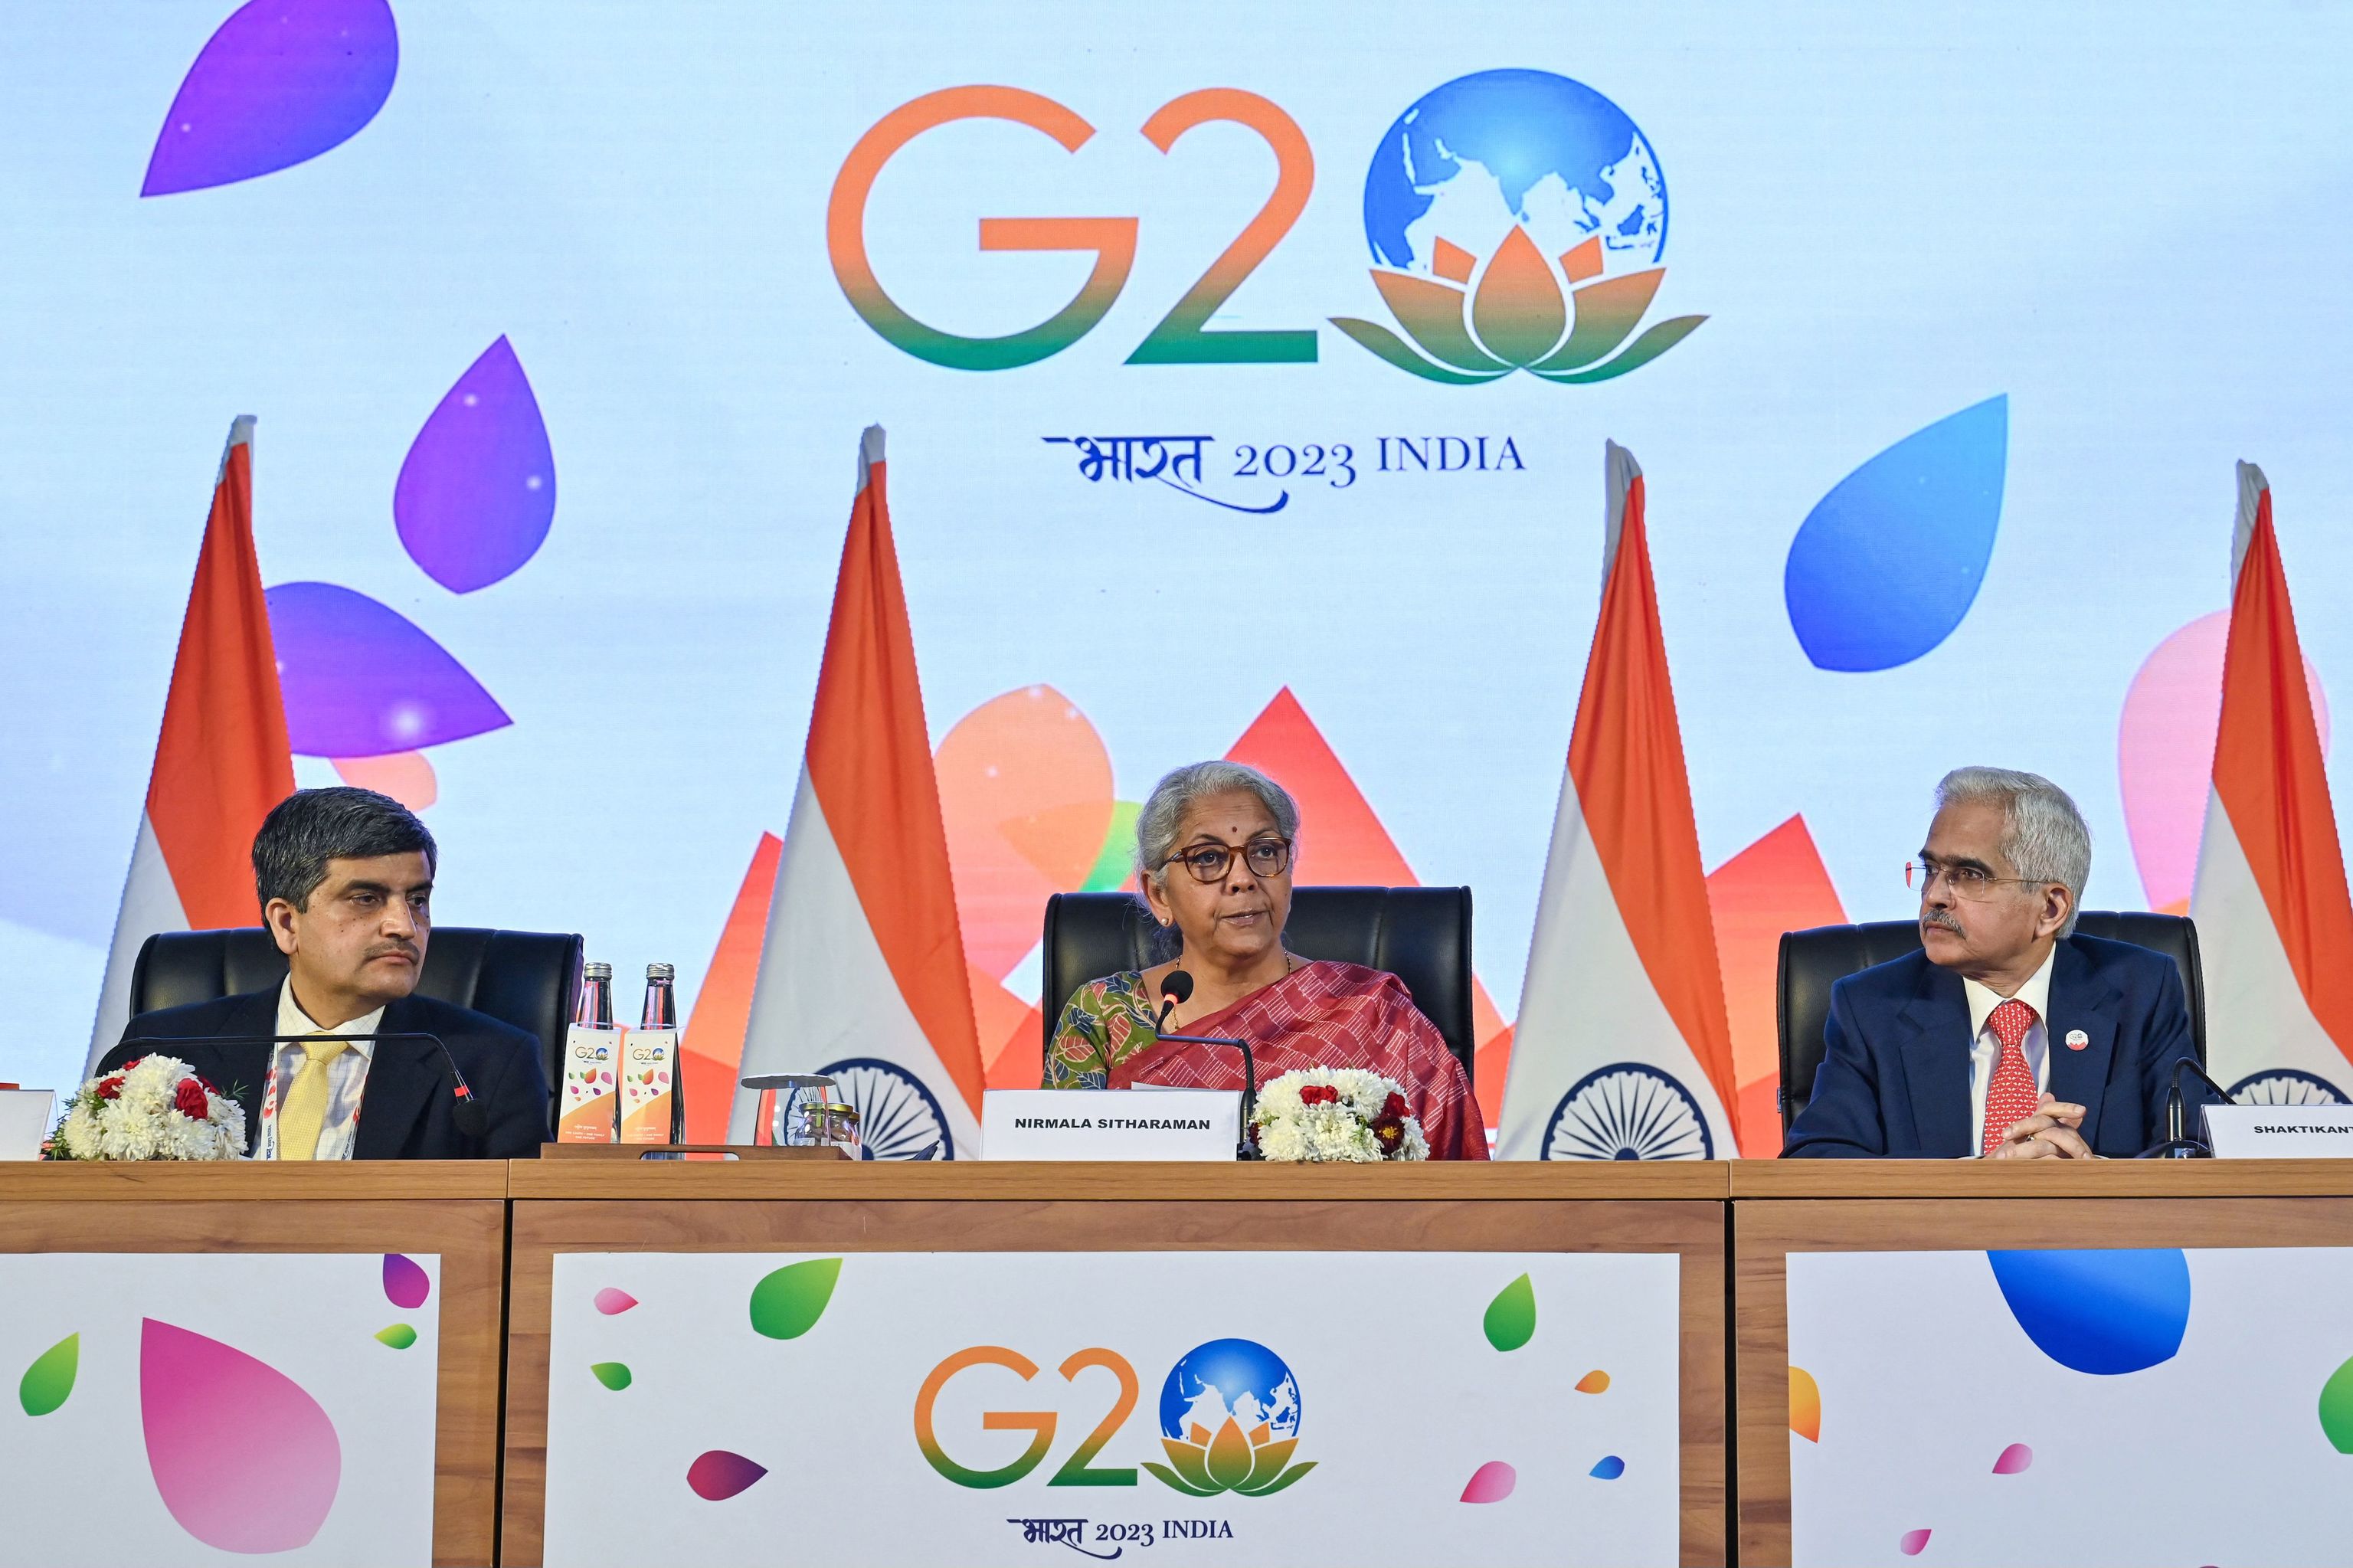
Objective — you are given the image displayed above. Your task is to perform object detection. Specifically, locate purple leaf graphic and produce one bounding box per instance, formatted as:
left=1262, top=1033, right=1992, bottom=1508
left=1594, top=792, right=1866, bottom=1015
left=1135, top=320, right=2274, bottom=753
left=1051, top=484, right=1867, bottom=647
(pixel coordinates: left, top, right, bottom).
left=395, top=336, right=558, bottom=592
left=142, top=0, right=398, bottom=198
left=687, top=1449, right=767, bottom=1501
left=381, top=1253, right=429, bottom=1309
left=266, top=582, right=511, bottom=756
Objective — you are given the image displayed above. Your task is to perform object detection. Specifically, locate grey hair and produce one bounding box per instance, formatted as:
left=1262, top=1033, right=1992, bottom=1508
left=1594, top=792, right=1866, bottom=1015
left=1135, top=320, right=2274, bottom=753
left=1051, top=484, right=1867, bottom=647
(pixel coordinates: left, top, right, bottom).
left=1934, top=767, right=2090, bottom=936
left=1135, top=761, right=1300, bottom=887
left=253, top=787, right=437, bottom=912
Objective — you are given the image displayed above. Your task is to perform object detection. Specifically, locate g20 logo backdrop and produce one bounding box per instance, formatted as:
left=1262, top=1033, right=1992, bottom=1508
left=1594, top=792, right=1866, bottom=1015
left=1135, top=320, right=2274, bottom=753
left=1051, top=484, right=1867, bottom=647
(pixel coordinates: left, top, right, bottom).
left=828, top=68, right=1703, bottom=383
left=913, top=1337, right=1314, bottom=1498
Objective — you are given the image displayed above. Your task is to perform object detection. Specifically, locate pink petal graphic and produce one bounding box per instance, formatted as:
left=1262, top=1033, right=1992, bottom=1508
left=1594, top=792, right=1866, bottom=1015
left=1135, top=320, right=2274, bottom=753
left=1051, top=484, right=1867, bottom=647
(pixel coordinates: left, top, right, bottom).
left=1899, top=1528, right=1932, bottom=1556
left=2119, top=611, right=2328, bottom=912
left=381, top=1252, right=430, bottom=1309
left=687, top=1449, right=766, bottom=1501
left=142, top=1318, right=340, bottom=1553
left=332, top=751, right=437, bottom=810
left=1991, top=1442, right=2033, bottom=1475
left=593, top=1288, right=638, bottom=1316
left=395, top=336, right=558, bottom=592
left=266, top=582, right=511, bottom=756
left=1459, top=1459, right=1516, bottom=1503
left=142, top=1, right=398, bottom=197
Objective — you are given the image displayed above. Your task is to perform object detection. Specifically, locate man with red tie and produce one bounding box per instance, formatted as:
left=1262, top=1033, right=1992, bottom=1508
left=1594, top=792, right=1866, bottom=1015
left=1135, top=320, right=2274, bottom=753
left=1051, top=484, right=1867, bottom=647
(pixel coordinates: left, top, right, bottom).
left=1784, top=768, right=2204, bottom=1159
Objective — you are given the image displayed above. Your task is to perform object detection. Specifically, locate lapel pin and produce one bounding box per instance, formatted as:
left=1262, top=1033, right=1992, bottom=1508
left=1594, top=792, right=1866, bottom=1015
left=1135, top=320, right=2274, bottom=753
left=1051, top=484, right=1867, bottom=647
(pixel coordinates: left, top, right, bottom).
left=2064, top=1028, right=2090, bottom=1051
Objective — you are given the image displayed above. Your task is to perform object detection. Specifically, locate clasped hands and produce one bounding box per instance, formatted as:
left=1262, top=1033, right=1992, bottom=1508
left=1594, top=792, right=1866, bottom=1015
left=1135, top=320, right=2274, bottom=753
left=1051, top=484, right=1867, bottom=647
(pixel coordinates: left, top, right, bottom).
left=1987, top=1092, right=2093, bottom=1159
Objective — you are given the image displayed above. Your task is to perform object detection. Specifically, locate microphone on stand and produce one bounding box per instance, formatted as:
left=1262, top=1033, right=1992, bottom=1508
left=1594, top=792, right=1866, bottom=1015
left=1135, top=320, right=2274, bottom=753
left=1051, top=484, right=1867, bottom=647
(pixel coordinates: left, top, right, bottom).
left=1154, top=970, right=1193, bottom=1032
left=130, top=1033, right=489, bottom=1141
left=2135, top=1056, right=2234, bottom=1159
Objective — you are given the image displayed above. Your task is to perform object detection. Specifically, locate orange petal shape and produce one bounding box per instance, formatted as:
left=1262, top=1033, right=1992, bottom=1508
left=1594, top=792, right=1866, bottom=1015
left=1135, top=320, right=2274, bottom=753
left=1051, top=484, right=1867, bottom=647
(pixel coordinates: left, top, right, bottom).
left=1432, top=237, right=1476, bottom=283
left=1789, top=1364, right=1821, bottom=1442
left=1242, top=1435, right=1298, bottom=1491
left=680, top=832, right=783, bottom=1141
left=1469, top=226, right=1567, bottom=367
left=1559, top=236, right=1604, bottom=282
left=1576, top=1369, right=1611, bottom=1393
left=1368, top=271, right=1506, bottom=373
left=934, top=685, right=1114, bottom=975
left=1533, top=269, right=1666, bottom=373
left=1205, top=1416, right=1254, bottom=1490
left=330, top=750, right=437, bottom=810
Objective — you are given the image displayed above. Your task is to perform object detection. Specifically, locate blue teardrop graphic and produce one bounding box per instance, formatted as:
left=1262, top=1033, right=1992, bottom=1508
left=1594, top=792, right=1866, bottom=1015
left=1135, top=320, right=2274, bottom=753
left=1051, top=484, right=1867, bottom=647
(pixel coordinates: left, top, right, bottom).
left=1986, top=1248, right=2189, bottom=1375
left=1784, top=395, right=2008, bottom=671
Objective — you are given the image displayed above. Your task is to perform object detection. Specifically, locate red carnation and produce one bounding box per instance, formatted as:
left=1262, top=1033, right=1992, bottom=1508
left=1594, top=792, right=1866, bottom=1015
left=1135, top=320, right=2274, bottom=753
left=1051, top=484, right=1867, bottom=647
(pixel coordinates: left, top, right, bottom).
left=1383, top=1092, right=1408, bottom=1118
left=173, top=1078, right=211, bottom=1118
left=95, top=1075, right=125, bottom=1102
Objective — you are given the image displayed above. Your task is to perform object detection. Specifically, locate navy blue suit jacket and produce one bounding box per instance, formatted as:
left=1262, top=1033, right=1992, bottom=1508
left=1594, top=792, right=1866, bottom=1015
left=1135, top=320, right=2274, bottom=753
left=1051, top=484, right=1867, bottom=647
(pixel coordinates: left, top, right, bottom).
left=99, top=989, right=550, bottom=1159
left=1782, top=934, right=2201, bottom=1158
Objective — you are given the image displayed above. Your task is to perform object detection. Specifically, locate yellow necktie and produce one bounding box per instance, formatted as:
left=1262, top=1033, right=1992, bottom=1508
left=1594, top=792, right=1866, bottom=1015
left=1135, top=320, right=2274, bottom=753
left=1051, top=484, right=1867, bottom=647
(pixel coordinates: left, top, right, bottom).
left=277, top=1039, right=350, bottom=1161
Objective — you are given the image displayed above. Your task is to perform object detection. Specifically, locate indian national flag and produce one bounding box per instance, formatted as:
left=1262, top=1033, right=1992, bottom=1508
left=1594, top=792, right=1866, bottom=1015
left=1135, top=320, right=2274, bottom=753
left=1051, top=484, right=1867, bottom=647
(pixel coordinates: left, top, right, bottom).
left=2191, top=463, right=2353, bottom=1103
left=87, top=417, right=295, bottom=1073
left=730, top=427, right=985, bottom=1155
left=1497, top=442, right=1741, bottom=1160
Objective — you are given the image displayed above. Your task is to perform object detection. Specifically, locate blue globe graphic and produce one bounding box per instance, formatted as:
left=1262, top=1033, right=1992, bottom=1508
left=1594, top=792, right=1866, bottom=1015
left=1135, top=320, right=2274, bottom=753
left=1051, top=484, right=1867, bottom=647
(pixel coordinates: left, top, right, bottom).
left=1157, top=1338, right=1301, bottom=1443
left=1363, top=69, right=1667, bottom=280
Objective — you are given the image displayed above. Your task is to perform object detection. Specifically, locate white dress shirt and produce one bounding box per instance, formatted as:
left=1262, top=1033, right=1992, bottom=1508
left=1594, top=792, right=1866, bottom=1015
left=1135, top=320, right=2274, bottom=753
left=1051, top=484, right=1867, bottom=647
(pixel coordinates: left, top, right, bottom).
left=260, top=979, right=383, bottom=1161
left=1961, top=944, right=2056, bottom=1157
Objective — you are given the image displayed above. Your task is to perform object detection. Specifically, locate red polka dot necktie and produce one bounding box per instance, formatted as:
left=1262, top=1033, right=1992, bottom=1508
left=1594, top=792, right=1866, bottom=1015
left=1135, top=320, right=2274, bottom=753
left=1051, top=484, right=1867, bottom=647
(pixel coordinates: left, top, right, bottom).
left=1980, top=998, right=2040, bottom=1157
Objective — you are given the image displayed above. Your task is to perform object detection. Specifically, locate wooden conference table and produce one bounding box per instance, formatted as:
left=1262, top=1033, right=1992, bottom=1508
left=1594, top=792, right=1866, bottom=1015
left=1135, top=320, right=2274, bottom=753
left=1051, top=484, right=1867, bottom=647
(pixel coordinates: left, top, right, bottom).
left=5, top=1158, right=2350, bottom=1566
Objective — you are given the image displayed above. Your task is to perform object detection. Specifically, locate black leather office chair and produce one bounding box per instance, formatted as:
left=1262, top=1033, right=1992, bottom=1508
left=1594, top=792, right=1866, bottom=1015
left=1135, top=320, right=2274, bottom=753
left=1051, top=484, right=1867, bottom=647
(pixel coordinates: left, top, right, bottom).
left=1040, top=887, right=1476, bottom=1081
left=130, top=927, right=584, bottom=1135
left=1775, top=912, right=2207, bottom=1134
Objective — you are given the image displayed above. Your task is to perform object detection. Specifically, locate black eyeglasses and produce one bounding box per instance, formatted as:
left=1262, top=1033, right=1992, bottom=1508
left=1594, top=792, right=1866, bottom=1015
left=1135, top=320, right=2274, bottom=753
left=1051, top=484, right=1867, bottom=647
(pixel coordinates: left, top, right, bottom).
left=1167, top=837, right=1292, bottom=883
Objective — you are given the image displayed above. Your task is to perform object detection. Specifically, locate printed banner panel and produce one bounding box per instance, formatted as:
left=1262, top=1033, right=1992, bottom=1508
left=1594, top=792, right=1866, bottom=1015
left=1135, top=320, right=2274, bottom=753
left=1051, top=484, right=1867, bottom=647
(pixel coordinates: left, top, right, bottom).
left=1788, top=1247, right=2353, bottom=1568
left=542, top=1250, right=1680, bottom=1566
left=0, top=1252, right=441, bottom=1567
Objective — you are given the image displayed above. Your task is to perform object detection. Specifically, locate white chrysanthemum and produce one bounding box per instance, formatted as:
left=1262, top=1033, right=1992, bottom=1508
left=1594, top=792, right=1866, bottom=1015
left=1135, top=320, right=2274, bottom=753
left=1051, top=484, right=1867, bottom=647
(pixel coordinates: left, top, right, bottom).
left=1250, top=1066, right=1428, bottom=1161
left=46, top=1054, right=247, bottom=1162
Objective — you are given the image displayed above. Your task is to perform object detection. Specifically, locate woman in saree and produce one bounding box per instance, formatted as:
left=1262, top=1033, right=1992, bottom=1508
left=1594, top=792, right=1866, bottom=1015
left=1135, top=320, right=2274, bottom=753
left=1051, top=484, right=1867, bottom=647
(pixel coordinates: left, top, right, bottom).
left=1046, top=761, right=1488, bottom=1159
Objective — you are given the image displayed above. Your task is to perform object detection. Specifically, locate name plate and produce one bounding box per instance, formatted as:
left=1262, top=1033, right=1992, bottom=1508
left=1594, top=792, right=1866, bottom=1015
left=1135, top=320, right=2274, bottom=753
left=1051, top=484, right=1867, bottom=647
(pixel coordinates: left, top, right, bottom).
left=2204, top=1102, right=2353, bottom=1157
left=981, top=1088, right=1238, bottom=1161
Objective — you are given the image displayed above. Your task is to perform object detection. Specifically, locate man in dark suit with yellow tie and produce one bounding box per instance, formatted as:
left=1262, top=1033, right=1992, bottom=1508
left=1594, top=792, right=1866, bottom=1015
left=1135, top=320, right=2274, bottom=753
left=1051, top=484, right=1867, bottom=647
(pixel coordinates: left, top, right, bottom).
left=98, top=787, right=548, bottom=1159
left=1785, top=767, right=2202, bottom=1159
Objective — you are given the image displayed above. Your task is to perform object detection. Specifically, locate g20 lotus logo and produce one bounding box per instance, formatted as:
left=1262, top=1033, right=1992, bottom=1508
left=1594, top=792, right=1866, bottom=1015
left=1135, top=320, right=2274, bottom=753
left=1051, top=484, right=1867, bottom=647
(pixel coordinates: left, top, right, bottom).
left=829, top=69, right=1701, bottom=384
left=912, top=1337, right=1313, bottom=1496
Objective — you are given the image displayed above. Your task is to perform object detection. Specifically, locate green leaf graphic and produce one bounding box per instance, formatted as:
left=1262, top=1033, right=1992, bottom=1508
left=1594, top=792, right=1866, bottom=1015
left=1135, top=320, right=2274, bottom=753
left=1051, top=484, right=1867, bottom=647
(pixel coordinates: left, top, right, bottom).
left=1484, top=1273, right=1535, bottom=1351
left=18, top=1333, right=77, bottom=1416
left=591, top=1361, right=633, bottom=1391
left=375, top=1323, right=417, bottom=1349
left=748, top=1257, right=842, bottom=1340
left=2321, top=1353, right=2353, bottom=1453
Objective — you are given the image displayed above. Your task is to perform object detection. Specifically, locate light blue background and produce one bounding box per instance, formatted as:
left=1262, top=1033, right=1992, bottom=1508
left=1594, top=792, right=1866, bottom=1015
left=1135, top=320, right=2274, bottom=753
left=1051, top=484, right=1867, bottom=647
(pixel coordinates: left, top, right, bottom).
left=5, top=1, right=2350, bottom=1099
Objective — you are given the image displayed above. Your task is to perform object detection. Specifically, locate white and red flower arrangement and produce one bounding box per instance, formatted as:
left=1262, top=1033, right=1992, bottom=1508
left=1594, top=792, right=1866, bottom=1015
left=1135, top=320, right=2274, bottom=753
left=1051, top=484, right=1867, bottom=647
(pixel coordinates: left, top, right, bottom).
left=1251, top=1066, right=1428, bottom=1162
left=42, top=1055, right=247, bottom=1161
